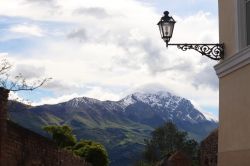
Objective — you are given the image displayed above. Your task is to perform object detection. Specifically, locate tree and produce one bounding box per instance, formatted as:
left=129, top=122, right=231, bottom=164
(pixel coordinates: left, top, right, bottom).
left=43, top=125, right=77, bottom=148
left=0, top=58, right=50, bottom=92
left=73, top=140, right=109, bottom=166
left=142, top=122, right=199, bottom=164
left=43, top=125, right=109, bottom=166
left=143, top=139, right=158, bottom=163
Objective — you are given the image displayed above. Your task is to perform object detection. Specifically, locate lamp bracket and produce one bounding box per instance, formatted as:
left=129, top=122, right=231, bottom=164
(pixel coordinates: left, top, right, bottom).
left=168, top=43, right=224, bottom=60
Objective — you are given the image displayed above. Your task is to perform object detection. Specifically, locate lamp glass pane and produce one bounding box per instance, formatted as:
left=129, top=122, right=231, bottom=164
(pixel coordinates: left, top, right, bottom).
left=158, top=23, right=164, bottom=38
left=163, top=22, right=171, bottom=37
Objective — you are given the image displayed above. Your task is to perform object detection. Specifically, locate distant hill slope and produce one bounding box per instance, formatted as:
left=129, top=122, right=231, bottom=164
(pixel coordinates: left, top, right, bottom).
left=8, top=91, right=218, bottom=166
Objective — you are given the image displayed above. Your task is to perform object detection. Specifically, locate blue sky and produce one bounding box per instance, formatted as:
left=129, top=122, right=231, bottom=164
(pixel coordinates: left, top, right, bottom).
left=139, top=0, right=218, bottom=16
left=0, top=0, right=219, bottom=120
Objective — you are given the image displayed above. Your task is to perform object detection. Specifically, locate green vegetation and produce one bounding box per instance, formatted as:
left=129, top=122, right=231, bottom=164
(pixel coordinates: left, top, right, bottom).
left=43, top=125, right=77, bottom=148
left=73, top=140, right=109, bottom=166
left=43, top=125, right=109, bottom=166
left=135, top=122, right=199, bottom=166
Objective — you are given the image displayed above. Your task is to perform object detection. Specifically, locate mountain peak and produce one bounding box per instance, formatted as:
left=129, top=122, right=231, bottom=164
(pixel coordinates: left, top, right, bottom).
left=117, top=91, right=213, bottom=123
left=119, top=91, right=182, bottom=109
left=133, top=91, right=172, bottom=97
left=67, top=96, right=102, bottom=107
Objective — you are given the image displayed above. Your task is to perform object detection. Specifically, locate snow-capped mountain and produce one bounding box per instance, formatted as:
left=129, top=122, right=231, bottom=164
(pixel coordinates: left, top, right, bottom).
left=63, top=91, right=214, bottom=124
left=8, top=91, right=218, bottom=166
left=118, top=91, right=209, bottom=123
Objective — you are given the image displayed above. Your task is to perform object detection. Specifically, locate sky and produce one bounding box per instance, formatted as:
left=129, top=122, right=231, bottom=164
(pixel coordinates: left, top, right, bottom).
left=0, top=0, right=219, bottom=119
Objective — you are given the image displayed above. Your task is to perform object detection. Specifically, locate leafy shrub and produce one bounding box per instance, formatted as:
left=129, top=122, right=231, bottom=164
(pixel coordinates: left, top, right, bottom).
left=73, top=140, right=109, bottom=166
left=43, top=125, right=109, bottom=166
left=43, top=125, right=77, bottom=148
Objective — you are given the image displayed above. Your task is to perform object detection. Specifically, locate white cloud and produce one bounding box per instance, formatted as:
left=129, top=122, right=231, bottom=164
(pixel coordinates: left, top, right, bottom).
left=32, top=93, right=83, bottom=106
left=32, top=87, right=121, bottom=106
left=202, top=111, right=218, bottom=122
left=83, top=87, right=121, bottom=101
left=12, top=64, right=45, bottom=79
left=9, top=91, right=31, bottom=105
left=9, top=24, right=44, bottom=37
left=0, top=53, right=9, bottom=57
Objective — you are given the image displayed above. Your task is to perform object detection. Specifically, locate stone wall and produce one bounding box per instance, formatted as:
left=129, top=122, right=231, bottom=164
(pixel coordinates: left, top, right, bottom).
left=200, top=129, right=218, bottom=166
left=0, top=87, right=9, bottom=166
left=0, top=88, right=90, bottom=166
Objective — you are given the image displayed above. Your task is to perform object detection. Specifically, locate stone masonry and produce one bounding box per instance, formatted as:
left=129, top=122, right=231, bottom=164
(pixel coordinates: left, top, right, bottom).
left=0, top=87, right=90, bottom=166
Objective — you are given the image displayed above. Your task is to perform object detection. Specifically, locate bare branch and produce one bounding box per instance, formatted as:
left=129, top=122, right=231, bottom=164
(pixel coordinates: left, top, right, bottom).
left=0, top=58, right=52, bottom=92
left=10, top=77, right=52, bottom=92
left=0, top=59, right=12, bottom=75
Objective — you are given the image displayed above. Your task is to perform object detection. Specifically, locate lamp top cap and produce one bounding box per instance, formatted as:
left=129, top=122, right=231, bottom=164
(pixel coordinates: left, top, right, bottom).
left=163, top=11, right=169, bottom=16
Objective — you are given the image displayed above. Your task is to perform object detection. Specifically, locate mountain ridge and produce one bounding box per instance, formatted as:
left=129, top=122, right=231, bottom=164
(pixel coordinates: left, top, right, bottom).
left=28, top=91, right=217, bottom=122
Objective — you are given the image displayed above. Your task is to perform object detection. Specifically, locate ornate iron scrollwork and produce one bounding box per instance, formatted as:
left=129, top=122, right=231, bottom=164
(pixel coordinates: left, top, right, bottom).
left=168, top=43, right=224, bottom=60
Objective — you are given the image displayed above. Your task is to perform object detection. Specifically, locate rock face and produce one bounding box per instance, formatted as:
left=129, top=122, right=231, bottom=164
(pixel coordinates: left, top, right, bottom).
left=8, top=91, right=218, bottom=166
left=200, top=129, right=218, bottom=166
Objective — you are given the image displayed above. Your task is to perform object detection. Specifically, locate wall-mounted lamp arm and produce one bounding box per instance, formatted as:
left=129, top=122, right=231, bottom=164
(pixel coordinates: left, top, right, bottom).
left=158, top=11, right=224, bottom=61
left=167, top=43, right=224, bottom=60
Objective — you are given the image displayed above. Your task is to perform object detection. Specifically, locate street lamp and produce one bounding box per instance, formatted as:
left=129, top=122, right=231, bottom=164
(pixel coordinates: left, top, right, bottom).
left=157, top=11, right=224, bottom=61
